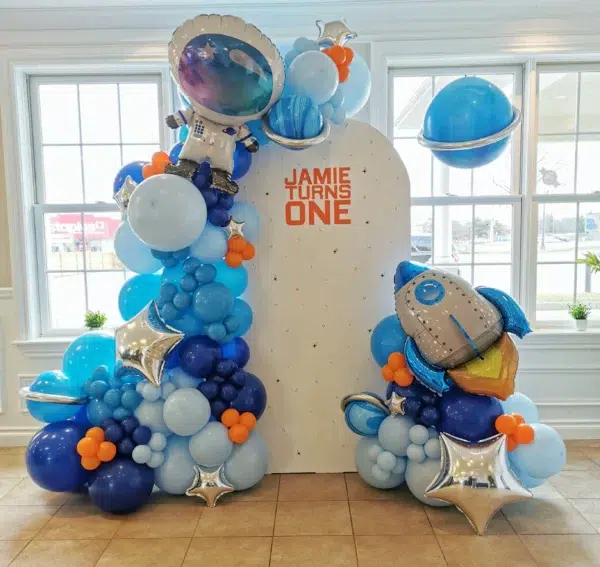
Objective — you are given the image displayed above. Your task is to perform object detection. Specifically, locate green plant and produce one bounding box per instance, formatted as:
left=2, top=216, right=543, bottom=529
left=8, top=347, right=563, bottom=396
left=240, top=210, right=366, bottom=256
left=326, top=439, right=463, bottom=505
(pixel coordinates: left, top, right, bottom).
left=84, top=310, right=107, bottom=330
left=568, top=302, right=591, bottom=320
left=577, top=251, right=600, bottom=274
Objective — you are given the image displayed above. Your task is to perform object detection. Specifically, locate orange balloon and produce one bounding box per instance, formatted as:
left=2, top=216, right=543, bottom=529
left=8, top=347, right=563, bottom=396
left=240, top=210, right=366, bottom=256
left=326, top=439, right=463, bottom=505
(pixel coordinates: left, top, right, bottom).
left=142, top=163, right=155, bottom=179
left=506, top=435, right=518, bottom=452
left=81, top=456, right=101, bottom=471
left=343, top=47, right=355, bottom=65
left=98, top=441, right=117, bottom=462
left=381, top=365, right=394, bottom=382
left=242, top=243, right=255, bottom=261
left=153, top=151, right=170, bottom=167
left=229, top=424, right=249, bottom=444
left=338, top=65, right=350, bottom=83
left=225, top=251, right=244, bottom=268
left=514, top=424, right=535, bottom=444
left=77, top=437, right=99, bottom=458
left=512, top=413, right=525, bottom=426
left=495, top=414, right=518, bottom=435
left=387, top=352, right=406, bottom=371
left=221, top=408, right=241, bottom=428
left=394, top=368, right=414, bottom=387
left=240, top=412, right=257, bottom=431
left=327, top=45, right=347, bottom=65
left=86, top=427, right=105, bottom=443
left=229, top=236, right=247, bottom=253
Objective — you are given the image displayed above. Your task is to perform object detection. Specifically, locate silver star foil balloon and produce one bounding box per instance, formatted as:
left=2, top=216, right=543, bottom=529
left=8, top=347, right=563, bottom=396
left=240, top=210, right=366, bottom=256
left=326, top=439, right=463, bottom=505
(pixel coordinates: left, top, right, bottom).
left=425, top=433, right=531, bottom=535
left=186, top=464, right=234, bottom=507
left=386, top=392, right=407, bottom=416
left=115, top=301, right=184, bottom=387
left=223, top=217, right=245, bottom=239
left=316, top=19, right=357, bottom=47
left=113, top=175, right=137, bottom=216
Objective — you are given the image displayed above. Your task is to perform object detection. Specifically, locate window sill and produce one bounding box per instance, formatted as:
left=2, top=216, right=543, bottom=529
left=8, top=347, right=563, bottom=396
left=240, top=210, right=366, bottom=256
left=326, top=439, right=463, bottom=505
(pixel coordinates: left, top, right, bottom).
left=519, top=329, right=600, bottom=350
left=13, top=337, right=74, bottom=359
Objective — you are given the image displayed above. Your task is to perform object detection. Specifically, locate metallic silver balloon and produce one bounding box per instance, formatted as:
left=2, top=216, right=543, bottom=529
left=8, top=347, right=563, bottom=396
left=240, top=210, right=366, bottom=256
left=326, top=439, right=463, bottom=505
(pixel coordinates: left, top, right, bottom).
left=386, top=392, right=407, bottom=416
left=425, top=433, right=531, bottom=535
left=186, top=463, right=234, bottom=507
left=113, top=175, right=137, bottom=216
left=315, top=19, right=357, bottom=47
left=223, top=217, right=245, bottom=239
left=115, top=301, right=184, bottom=387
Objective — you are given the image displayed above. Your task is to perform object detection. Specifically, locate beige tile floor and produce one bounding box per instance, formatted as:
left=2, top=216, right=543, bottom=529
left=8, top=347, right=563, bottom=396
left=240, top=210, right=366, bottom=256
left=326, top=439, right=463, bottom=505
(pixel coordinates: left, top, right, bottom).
left=0, top=441, right=598, bottom=566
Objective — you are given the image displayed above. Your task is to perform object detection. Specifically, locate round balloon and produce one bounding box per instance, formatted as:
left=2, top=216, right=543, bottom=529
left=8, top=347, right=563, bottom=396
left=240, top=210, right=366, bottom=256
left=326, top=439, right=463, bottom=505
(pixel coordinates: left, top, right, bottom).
left=128, top=174, right=207, bottom=252
left=134, top=399, right=171, bottom=436
left=287, top=51, right=339, bottom=105
left=114, top=221, right=162, bottom=275
left=214, top=261, right=248, bottom=298
left=113, top=161, right=145, bottom=193
left=221, top=337, right=250, bottom=368
left=189, top=421, right=233, bottom=467
left=154, top=435, right=198, bottom=494
left=178, top=335, right=222, bottom=378
left=355, top=437, right=406, bottom=489
left=26, top=370, right=81, bottom=423
left=405, top=457, right=452, bottom=507
left=193, top=282, right=234, bottom=323
left=162, top=388, right=210, bottom=436
left=229, top=299, right=253, bottom=337
left=229, top=202, right=259, bottom=244
left=118, top=274, right=161, bottom=321
left=371, top=315, right=407, bottom=366
left=224, top=431, right=268, bottom=491
left=230, top=372, right=267, bottom=419
left=509, top=423, right=566, bottom=479
left=189, top=224, right=228, bottom=263
left=338, top=51, right=371, bottom=117
left=378, top=415, right=414, bottom=456
left=501, top=392, right=539, bottom=424
left=62, top=332, right=116, bottom=390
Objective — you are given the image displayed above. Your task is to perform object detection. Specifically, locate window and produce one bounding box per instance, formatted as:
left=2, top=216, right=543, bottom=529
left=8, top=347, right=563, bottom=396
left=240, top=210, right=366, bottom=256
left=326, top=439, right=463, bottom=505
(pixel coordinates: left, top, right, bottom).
left=391, top=67, right=522, bottom=296
left=29, top=75, right=166, bottom=334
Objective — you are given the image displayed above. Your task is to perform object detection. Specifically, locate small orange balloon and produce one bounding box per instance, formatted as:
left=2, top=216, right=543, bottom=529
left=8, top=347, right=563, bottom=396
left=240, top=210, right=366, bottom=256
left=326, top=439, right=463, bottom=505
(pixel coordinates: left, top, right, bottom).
left=394, top=368, right=414, bottom=387
left=495, top=414, right=518, bottom=435
left=506, top=435, right=518, bottom=452
left=77, top=437, right=99, bottom=458
left=225, top=251, right=244, bottom=268
left=387, top=352, right=406, bottom=371
left=240, top=412, right=257, bottom=431
left=327, top=45, right=347, bottom=65
left=153, top=151, right=170, bottom=167
left=381, top=365, right=394, bottom=382
left=142, top=163, right=155, bottom=179
left=98, top=441, right=117, bottom=462
left=229, top=236, right=247, bottom=253
left=221, top=408, right=241, bottom=428
left=241, top=243, right=255, bottom=261
left=338, top=65, right=350, bottom=83
left=81, top=456, right=101, bottom=471
left=86, top=427, right=105, bottom=443
left=512, top=413, right=525, bottom=426
left=514, top=424, right=535, bottom=444
left=229, top=424, right=249, bottom=444
left=343, top=47, right=355, bottom=65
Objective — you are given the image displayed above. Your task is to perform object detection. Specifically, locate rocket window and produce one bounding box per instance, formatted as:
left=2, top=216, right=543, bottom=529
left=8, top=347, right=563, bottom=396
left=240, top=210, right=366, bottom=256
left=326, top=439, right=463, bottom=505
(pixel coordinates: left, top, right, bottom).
left=414, top=279, right=445, bottom=305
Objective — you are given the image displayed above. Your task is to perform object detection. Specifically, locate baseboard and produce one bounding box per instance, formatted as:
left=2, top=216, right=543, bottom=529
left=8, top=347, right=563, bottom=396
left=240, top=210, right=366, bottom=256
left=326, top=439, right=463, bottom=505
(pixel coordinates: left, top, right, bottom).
left=545, top=420, right=600, bottom=439
left=0, top=426, right=38, bottom=446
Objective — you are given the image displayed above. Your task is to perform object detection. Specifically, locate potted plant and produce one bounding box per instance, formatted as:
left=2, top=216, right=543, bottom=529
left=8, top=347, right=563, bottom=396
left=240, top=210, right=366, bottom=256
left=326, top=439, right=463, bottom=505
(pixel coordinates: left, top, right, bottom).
left=84, top=310, right=108, bottom=331
left=568, top=302, right=591, bottom=331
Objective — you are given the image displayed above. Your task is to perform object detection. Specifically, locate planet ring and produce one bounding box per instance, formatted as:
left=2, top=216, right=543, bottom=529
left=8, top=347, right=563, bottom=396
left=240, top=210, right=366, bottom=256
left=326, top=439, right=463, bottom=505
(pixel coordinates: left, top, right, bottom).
left=20, top=387, right=88, bottom=405
left=417, top=107, right=521, bottom=151
left=261, top=115, right=331, bottom=149
left=340, top=392, right=390, bottom=414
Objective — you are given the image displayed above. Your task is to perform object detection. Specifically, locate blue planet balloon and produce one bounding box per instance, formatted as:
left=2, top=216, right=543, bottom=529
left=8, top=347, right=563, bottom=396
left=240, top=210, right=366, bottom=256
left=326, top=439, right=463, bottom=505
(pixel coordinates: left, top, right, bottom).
left=501, top=392, right=539, bottom=424
left=345, top=397, right=388, bottom=436
left=231, top=142, right=252, bottom=180
left=229, top=202, right=259, bottom=244
left=267, top=95, right=324, bottom=140
left=370, top=315, right=407, bottom=366
left=113, top=161, right=145, bottom=193
left=118, top=274, right=161, bottom=321
left=224, top=431, right=268, bottom=491
left=190, top=224, right=228, bottom=263
left=154, top=435, right=197, bottom=495
left=287, top=51, right=339, bottom=105
left=510, top=423, right=566, bottom=479
left=355, top=437, right=406, bottom=489
left=88, top=458, right=154, bottom=513
left=214, top=261, right=248, bottom=297
left=231, top=372, right=266, bottom=419
left=221, top=337, right=250, bottom=368
left=338, top=51, right=371, bottom=118
left=62, top=332, right=116, bottom=389
left=26, top=421, right=90, bottom=492
left=114, top=221, right=162, bottom=275
left=26, top=370, right=81, bottom=423
left=423, top=76, right=514, bottom=169
left=178, top=335, right=222, bottom=378
left=169, top=142, right=183, bottom=164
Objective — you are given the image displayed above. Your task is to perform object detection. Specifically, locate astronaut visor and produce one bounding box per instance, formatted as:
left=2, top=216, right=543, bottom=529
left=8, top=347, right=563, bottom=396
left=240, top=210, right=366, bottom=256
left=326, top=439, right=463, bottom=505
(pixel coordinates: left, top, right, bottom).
left=178, top=34, right=275, bottom=117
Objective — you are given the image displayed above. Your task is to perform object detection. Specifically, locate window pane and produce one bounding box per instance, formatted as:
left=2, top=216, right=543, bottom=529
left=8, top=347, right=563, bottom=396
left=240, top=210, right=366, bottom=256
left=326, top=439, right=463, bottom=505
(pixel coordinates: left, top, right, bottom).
left=82, top=145, right=121, bottom=203
left=44, top=213, right=84, bottom=271
left=536, top=263, right=575, bottom=322
left=537, top=202, right=577, bottom=262
left=411, top=206, right=433, bottom=264
left=578, top=72, right=600, bottom=132
left=393, top=76, right=431, bottom=137
left=479, top=74, right=515, bottom=99
left=576, top=134, right=600, bottom=194
left=122, top=144, right=160, bottom=165
left=394, top=139, right=431, bottom=197
left=79, top=84, right=120, bottom=143
left=48, top=272, right=86, bottom=329
left=472, top=141, right=512, bottom=196
left=433, top=161, right=471, bottom=197
left=538, top=72, right=578, bottom=134
left=87, top=272, right=126, bottom=327
left=120, top=83, right=160, bottom=144
left=432, top=205, right=472, bottom=264
left=474, top=265, right=511, bottom=294
left=576, top=263, right=600, bottom=307
left=578, top=201, right=600, bottom=251
left=38, top=84, right=80, bottom=144
left=536, top=135, right=576, bottom=194
left=433, top=75, right=462, bottom=94
left=42, top=146, right=83, bottom=203
left=474, top=204, right=512, bottom=264
left=82, top=212, right=123, bottom=270
left=438, top=264, right=471, bottom=284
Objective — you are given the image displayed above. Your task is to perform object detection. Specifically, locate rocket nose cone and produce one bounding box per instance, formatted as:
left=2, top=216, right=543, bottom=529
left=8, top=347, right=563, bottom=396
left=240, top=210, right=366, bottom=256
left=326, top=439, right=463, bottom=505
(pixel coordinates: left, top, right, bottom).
left=394, top=261, right=429, bottom=292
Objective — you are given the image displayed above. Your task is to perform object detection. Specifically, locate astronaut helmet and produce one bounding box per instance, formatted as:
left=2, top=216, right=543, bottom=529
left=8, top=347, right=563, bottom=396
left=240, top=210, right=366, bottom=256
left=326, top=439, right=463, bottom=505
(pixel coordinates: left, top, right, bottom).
left=169, top=14, right=285, bottom=126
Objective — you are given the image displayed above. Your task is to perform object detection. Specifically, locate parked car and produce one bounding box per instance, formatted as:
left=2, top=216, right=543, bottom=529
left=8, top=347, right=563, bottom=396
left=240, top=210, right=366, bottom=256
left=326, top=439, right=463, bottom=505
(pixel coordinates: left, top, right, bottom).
left=411, top=234, right=461, bottom=275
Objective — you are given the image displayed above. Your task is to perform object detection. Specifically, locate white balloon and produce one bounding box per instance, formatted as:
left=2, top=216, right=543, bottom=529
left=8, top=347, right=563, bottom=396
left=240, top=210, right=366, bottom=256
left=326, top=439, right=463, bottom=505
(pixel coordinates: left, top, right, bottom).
left=128, top=174, right=207, bottom=252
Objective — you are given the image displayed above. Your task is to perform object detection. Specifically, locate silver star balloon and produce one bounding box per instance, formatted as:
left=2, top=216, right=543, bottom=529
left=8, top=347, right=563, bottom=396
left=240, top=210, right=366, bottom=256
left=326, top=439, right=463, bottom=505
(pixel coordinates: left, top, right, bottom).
left=115, top=301, right=184, bottom=387
left=425, top=433, right=531, bottom=535
left=223, top=217, right=245, bottom=239
left=113, top=175, right=137, bottom=215
left=186, top=464, right=234, bottom=507
left=316, top=19, right=357, bottom=47
left=386, top=392, right=407, bottom=416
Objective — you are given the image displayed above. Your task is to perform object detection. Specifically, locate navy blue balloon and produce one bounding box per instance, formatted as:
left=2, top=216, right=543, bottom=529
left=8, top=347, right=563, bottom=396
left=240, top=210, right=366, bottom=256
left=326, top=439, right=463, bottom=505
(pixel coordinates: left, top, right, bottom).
left=232, top=142, right=252, bottom=180
left=371, top=315, right=408, bottom=366
left=113, top=161, right=146, bottom=193
left=121, top=416, right=139, bottom=435
left=179, top=335, right=222, bottom=378
left=438, top=389, right=503, bottom=443
left=403, top=398, right=423, bottom=418
left=132, top=425, right=152, bottom=445
left=231, top=372, right=267, bottom=418
left=220, top=383, right=238, bottom=402
left=104, top=424, right=124, bottom=444
left=211, top=399, right=229, bottom=421
left=192, top=162, right=211, bottom=191
left=221, top=337, right=250, bottom=368
left=420, top=406, right=440, bottom=427
left=26, top=421, right=90, bottom=492
left=208, top=207, right=231, bottom=227
left=200, top=188, right=219, bottom=208
left=68, top=405, right=92, bottom=429
left=199, top=380, right=220, bottom=400
left=88, top=458, right=154, bottom=514
left=118, top=438, right=135, bottom=456
left=216, top=359, right=238, bottom=378
left=218, top=193, right=235, bottom=211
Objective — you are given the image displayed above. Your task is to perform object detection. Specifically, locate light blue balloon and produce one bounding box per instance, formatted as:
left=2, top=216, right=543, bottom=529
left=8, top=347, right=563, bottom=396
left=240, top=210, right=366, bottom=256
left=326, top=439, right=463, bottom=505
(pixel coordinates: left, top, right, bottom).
left=62, top=332, right=116, bottom=390
left=229, top=202, right=259, bottom=244
left=154, top=435, right=197, bottom=494
left=134, top=399, right=171, bottom=436
left=26, top=370, right=80, bottom=423
left=193, top=282, right=234, bottom=324
left=214, top=261, right=248, bottom=297
left=509, top=423, right=566, bottom=479
left=378, top=415, right=414, bottom=456
left=409, top=425, right=430, bottom=446
left=167, top=367, right=201, bottom=390
left=224, top=431, right=268, bottom=491
left=162, top=388, right=210, bottom=436
left=355, top=437, right=405, bottom=489
left=509, top=458, right=546, bottom=489
left=338, top=51, right=371, bottom=117
left=287, top=51, right=339, bottom=105
left=189, top=422, right=233, bottom=467
left=501, top=393, right=540, bottom=424
left=132, top=444, right=152, bottom=464
left=118, top=274, right=161, bottom=321
left=267, top=95, right=323, bottom=140
left=148, top=452, right=164, bottom=468
left=405, top=457, right=451, bottom=507
left=406, top=444, right=427, bottom=463
left=424, top=438, right=441, bottom=460
left=149, top=432, right=167, bottom=452
left=230, top=299, right=253, bottom=337
left=370, top=315, right=407, bottom=366
left=114, top=221, right=162, bottom=275
left=161, top=264, right=186, bottom=287
left=189, top=224, right=228, bottom=263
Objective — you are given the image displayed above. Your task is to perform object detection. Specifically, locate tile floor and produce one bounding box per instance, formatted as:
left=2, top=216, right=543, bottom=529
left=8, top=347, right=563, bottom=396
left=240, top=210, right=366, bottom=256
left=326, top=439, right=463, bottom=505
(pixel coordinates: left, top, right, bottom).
left=0, top=441, right=598, bottom=566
